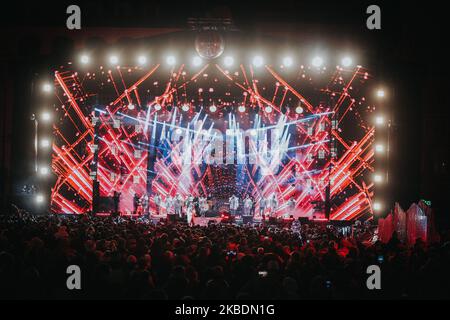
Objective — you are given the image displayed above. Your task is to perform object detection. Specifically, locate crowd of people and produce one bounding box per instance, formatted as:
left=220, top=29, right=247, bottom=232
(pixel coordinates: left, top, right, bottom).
left=1, top=213, right=450, bottom=300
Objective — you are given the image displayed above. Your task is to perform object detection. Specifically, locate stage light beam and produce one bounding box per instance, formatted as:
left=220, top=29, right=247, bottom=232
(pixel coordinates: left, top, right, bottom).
left=80, top=54, right=90, bottom=64
left=41, top=112, right=51, bottom=122
left=374, top=174, right=383, bottom=183
left=39, top=167, right=50, bottom=176
left=283, top=56, right=293, bottom=67
left=109, top=55, right=119, bottom=65
left=137, top=55, right=147, bottom=65
left=166, top=55, right=176, bottom=66
left=209, top=105, right=217, bottom=113
left=42, top=83, right=52, bottom=93
left=36, top=194, right=45, bottom=204
left=312, top=56, right=324, bottom=67
left=192, top=56, right=202, bottom=67
left=224, top=56, right=234, bottom=67
left=375, top=115, right=385, bottom=126
left=373, top=202, right=382, bottom=211
left=40, top=139, right=50, bottom=148
left=375, top=144, right=384, bottom=153
left=226, top=129, right=234, bottom=136
left=342, top=56, right=353, bottom=67
left=252, top=56, right=264, bottom=68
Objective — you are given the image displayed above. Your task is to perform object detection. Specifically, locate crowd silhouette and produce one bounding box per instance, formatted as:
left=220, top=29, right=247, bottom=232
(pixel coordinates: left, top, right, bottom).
left=1, top=214, right=449, bottom=300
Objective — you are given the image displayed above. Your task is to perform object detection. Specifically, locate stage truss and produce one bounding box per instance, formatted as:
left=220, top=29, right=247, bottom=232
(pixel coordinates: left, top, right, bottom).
left=50, top=58, right=376, bottom=220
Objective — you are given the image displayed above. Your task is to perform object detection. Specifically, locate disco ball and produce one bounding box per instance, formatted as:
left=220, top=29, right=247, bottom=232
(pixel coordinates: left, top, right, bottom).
left=195, top=31, right=225, bottom=60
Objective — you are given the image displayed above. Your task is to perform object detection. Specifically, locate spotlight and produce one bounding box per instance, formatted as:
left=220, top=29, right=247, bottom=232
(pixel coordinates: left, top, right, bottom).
left=373, top=202, right=382, bottom=211
left=376, top=89, right=385, bottom=98
left=40, top=139, right=50, bottom=148
left=36, top=194, right=45, bottom=204
left=41, top=112, right=51, bottom=122
left=109, top=55, right=119, bottom=65
left=175, top=128, right=183, bottom=135
left=238, top=105, right=246, bottom=113
left=39, top=167, right=50, bottom=176
left=127, top=103, right=135, bottom=110
left=249, top=129, right=257, bottom=137
left=252, top=56, right=264, bottom=68
left=166, top=55, right=176, bottom=66
left=265, top=106, right=273, bottom=113
left=182, top=104, right=190, bottom=112
left=375, top=144, right=384, bottom=153
left=80, top=54, right=90, bottom=64
left=341, top=56, right=353, bottom=67
left=192, top=56, right=202, bottom=67
left=224, top=56, right=234, bottom=67
left=374, top=174, right=383, bottom=183
left=226, top=129, right=234, bottom=136
left=137, top=55, right=147, bottom=65
left=209, top=105, right=217, bottom=113
left=375, top=116, right=385, bottom=126
left=154, top=104, right=161, bottom=111
left=283, top=56, right=293, bottom=67
left=295, top=106, right=304, bottom=114
left=312, top=56, right=324, bottom=67
left=42, top=83, right=52, bottom=93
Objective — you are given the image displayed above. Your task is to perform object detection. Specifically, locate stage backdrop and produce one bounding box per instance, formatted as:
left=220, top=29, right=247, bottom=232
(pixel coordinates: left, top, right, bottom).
left=49, top=54, right=375, bottom=220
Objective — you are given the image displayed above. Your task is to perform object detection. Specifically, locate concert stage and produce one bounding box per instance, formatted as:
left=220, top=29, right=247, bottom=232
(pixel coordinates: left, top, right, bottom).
left=43, top=34, right=378, bottom=222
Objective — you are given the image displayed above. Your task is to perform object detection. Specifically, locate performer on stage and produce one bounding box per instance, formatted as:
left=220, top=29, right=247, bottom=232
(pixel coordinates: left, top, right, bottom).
left=229, top=194, right=239, bottom=216
left=259, top=196, right=267, bottom=218
left=199, top=196, right=208, bottom=217
left=193, top=196, right=200, bottom=217
left=268, top=193, right=279, bottom=217
left=133, top=192, right=140, bottom=215
left=174, top=194, right=183, bottom=218
left=154, top=193, right=162, bottom=216
left=250, top=195, right=256, bottom=216
left=206, top=193, right=214, bottom=213
left=243, top=196, right=253, bottom=216
left=141, top=194, right=149, bottom=216
left=113, top=190, right=121, bottom=216
left=185, top=195, right=195, bottom=226
left=165, top=195, right=173, bottom=215
left=286, top=197, right=296, bottom=218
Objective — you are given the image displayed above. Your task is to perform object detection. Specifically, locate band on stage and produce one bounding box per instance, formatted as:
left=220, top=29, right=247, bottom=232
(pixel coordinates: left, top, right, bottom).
left=111, top=191, right=297, bottom=224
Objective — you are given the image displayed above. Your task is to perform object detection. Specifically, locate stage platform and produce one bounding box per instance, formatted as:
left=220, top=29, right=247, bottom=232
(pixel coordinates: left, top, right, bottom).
left=48, top=212, right=357, bottom=230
